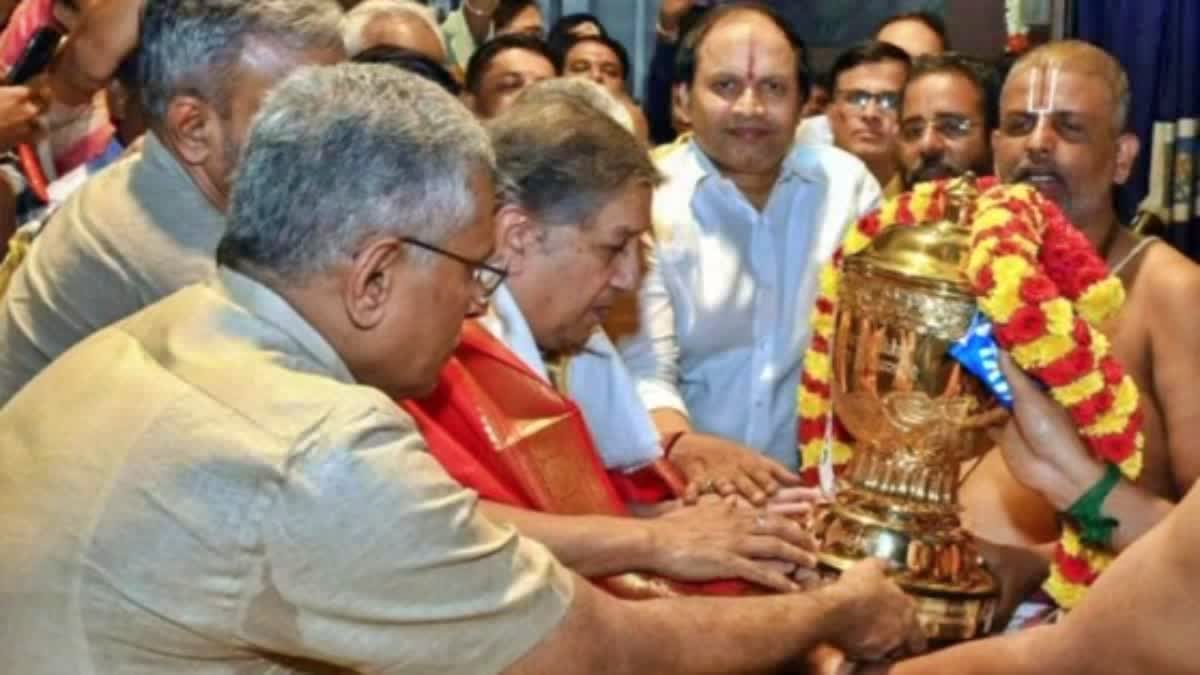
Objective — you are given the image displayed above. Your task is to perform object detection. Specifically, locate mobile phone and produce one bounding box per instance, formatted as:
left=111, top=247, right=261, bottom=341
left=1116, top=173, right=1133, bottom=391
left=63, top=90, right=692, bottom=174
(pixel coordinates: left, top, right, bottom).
left=7, top=27, right=63, bottom=86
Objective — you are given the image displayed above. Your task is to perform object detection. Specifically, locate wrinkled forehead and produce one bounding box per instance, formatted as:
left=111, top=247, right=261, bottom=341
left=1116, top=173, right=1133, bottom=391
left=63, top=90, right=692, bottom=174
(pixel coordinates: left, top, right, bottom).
left=1000, top=63, right=1114, bottom=115
left=696, top=14, right=797, bottom=78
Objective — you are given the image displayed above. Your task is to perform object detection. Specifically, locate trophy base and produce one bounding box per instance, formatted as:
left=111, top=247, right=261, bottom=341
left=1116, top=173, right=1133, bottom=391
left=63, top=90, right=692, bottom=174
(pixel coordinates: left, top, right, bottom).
left=813, top=500, right=999, bottom=642
left=817, top=552, right=998, bottom=642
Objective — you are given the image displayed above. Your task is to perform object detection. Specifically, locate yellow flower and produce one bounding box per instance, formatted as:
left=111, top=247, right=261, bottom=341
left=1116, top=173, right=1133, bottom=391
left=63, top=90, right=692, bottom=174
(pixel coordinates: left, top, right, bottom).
left=966, top=237, right=1001, bottom=278
left=1082, top=409, right=1132, bottom=437
left=991, top=254, right=1033, bottom=289
left=819, top=264, right=840, bottom=298
left=805, top=351, right=832, bottom=381
left=1076, top=277, right=1126, bottom=324
left=1119, top=450, right=1144, bottom=480
left=1041, top=298, right=1075, bottom=336
left=799, top=393, right=830, bottom=418
left=971, top=207, right=1013, bottom=234
left=880, top=195, right=900, bottom=224
left=1112, top=376, right=1139, bottom=416
left=844, top=228, right=873, bottom=256
left=1090, top=330, right=1112, bottom=356
left=1010, top=333, right=1075, bottom=367
left=1060, top=524, right=1082, bottom=556
left=1051, top=371, right=1105, bottom=408
left=813, top=311, right=835, bottom=336
left=979, top=286, right=1023, bottom=323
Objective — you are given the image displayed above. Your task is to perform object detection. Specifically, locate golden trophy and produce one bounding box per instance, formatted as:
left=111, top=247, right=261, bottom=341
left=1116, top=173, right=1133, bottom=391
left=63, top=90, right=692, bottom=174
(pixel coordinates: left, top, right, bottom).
left=811, top=178, right=1007, bottom=642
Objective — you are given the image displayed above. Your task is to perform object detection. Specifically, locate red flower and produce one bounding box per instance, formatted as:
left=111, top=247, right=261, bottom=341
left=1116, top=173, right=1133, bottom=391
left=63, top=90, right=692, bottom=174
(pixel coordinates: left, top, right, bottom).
left=802, top=374, right=831, bottom=398
left=858, top=212, right=882, bottom=237
left=1038, top=345, right=1095, bottom=387
left=1019, top=274, right=1058, bottom=304
left=799, top=417, right=826, bottom=440
left=833, top=249, right=844, bottom=266
left=1100, top=356, right=1124, bottom=385
left=997, top=305, right=1048, bottom=345
left=800, top=466, right=820, bottom=487
left=1070, top=387, right=1114, bottom=427
left=895, top=193, right=916, bottom=225
left=1073, top=318, right=1093, bottom=348
left=974, top=265, right=997, bottom=294
left=811, top=335, right=830, bottom=353
left=816, top=298, right=835, bottom=314
left=1090, top=430, right=1136, bottom=463
left=1054, top=547, right=1099, bottom=584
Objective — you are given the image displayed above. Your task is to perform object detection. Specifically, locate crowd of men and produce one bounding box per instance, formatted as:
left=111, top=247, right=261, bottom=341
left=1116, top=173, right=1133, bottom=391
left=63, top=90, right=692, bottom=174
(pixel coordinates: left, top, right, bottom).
left=0, top=0, right=1199, bottom=673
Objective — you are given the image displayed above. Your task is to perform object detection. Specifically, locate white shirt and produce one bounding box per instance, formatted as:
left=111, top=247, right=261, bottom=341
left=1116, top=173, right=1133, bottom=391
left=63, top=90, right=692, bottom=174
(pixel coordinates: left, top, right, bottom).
left=481, top=284, right=662, bottom=472
left=619, top=140, right=881, bottom=469
left=795, top=114, right=834, bottom=146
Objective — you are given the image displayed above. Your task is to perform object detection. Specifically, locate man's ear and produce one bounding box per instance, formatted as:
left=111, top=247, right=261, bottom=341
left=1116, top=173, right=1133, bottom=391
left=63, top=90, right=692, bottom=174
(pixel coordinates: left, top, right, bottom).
left=674, top=82, right=692, bottom=123
left=1114, top=132, right=1141, bottom=186
left=162, top=95, right=220, bottom=167
left=492, top=203, right=540, bottom=276
left=343, top=236, right=404, bottom=331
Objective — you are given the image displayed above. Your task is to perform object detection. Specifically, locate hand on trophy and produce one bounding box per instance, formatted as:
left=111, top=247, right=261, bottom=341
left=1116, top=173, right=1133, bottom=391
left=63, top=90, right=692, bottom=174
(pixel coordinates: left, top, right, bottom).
left=823, top=559, right=927, bottom=663
left=644, top=496, right=818, bottom=592
left=993, top=353, right=1106, bottom=511
left=672, top=433, right=806, bottom=506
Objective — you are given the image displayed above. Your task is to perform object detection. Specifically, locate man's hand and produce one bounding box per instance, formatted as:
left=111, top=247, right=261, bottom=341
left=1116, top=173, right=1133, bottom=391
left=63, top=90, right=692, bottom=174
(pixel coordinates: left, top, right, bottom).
left=643, top=496, right=818, bottom=592
left=49, top=0, right=146, bottom=106
left=672, top=433, right=804, bottom=505
left=0, top=86, right=45, bottom=150
left=824, top=559, right=926, bottom=662
left=657, top=0, right=696, bottom=40
left=995, top=353, right=1105, bottom=510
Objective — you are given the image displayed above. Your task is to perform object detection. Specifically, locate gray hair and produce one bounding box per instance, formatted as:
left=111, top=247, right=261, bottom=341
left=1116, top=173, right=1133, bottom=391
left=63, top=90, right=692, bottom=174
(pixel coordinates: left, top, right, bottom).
left=489, top=96, right=660, bottom=229
left=217, top=63, right=495, bottom=282
left=137, top=0, right=345, bottom=122
left=342, top=0, right=446, bottom=57
left=515, top=77, right=635, bottom=134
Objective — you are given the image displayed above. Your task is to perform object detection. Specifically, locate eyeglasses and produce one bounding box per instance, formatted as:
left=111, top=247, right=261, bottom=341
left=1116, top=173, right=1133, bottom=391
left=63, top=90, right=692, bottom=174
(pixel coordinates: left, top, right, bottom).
left=900, top=114, right=977, bottom=142
left=837, top=89, right=901, bottom=114
left=402, top=237, right=508, bottom=299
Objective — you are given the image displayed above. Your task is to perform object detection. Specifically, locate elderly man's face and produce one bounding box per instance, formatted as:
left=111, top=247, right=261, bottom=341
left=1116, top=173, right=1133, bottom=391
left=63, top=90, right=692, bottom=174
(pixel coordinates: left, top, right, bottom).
left=473, top=48, right=555, bottom=119
left=563, top=41, right=624, bottom=96
left=362, top=14, right=447, bottom=63
left=685, top=11, right=802, bottom=179
left=208, top=42, right=345, bottom=210
left=877, top=19, right=944, bottom=58
left=829, top=60, right=907, bottom=167
left=394, top=169, right=498, bottom=395
left=899, top=70, right=990, bottom=186
left=497, top=5, right=544, bottom=39
left=993, top=65, right=1134, bottom=226
left=515, top=181, right=650, bottom=354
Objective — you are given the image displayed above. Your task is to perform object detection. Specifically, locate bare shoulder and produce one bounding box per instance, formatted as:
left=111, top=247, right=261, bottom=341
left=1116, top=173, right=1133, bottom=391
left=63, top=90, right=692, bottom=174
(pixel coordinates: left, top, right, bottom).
left=1135, top=242, right=1200, bottom=314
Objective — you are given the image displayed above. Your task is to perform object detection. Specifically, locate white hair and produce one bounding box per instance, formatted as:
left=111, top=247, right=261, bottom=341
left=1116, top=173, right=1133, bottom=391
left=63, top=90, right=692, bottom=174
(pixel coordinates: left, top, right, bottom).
left=515, top=77, right=636, bottom=134
left=341, top=0, right=446, bottom=57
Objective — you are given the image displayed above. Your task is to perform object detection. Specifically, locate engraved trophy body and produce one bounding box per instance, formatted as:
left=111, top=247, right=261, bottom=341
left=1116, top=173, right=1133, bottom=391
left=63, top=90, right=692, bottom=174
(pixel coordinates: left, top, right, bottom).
left=811, top=182, right=1006, bottom=642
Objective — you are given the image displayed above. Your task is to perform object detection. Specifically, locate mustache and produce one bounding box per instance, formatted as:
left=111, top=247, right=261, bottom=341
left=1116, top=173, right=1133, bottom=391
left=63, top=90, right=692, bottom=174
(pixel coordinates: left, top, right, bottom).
left=1012, top=165, right=1065, bottom=184
left=910, top=156, right=960, bottom=182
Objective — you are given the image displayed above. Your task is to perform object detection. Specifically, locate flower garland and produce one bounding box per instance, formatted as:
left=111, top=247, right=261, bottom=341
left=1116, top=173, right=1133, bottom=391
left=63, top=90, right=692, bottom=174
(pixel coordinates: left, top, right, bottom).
left=797, top=179, right=1144, bottom=610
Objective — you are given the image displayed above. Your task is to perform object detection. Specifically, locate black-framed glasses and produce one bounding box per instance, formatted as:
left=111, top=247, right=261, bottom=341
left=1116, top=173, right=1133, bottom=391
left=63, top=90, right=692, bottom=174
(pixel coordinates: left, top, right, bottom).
left=402, top=237, right=508, bottom=299
left=837, top=89, right=901, bottom=114
left=900, top=114, right=977, bottom=142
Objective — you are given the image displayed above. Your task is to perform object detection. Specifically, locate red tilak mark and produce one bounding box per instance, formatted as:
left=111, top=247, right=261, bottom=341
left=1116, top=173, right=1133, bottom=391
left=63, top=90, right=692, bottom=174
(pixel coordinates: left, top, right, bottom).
left=746, top=42, right=758, bottom=82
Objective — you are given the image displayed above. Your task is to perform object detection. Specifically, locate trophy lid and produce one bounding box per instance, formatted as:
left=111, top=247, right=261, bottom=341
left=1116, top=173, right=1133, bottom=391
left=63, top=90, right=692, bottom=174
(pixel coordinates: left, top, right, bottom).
left=847, top=176, right=977, bottom=291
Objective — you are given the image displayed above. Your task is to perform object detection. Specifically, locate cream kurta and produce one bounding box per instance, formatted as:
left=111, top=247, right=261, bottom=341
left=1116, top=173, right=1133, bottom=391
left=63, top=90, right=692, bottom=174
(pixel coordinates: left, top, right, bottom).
left=0, top=269, right=573, bottom=675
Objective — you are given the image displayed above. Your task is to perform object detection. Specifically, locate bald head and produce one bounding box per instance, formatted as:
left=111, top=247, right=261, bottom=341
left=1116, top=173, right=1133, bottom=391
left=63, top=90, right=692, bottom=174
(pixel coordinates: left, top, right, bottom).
left=343, top=0, right=448, bottom=62
left=1005, top=40, right=1130, bottom=132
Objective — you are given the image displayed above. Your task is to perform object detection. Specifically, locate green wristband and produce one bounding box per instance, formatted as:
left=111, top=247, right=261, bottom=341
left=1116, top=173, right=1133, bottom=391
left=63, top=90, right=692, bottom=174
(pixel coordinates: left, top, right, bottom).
left=1064, top=462, right=1122, bottom=549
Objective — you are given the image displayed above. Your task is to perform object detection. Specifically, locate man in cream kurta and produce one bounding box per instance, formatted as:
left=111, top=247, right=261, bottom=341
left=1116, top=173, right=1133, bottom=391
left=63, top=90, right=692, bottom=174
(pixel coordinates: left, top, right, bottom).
left=0, top=270, right=574, bottom=675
